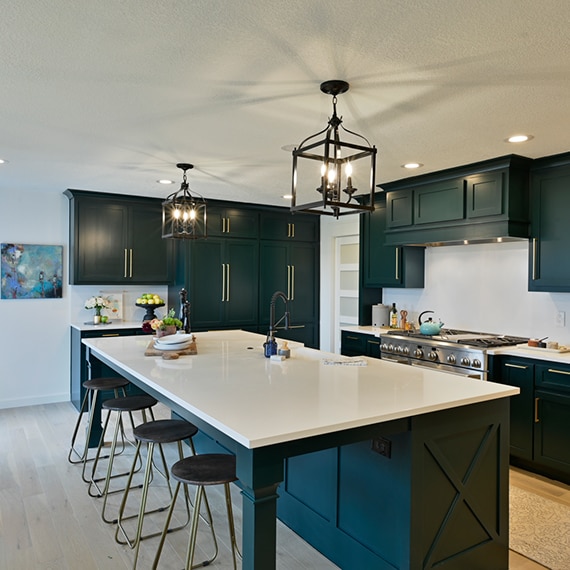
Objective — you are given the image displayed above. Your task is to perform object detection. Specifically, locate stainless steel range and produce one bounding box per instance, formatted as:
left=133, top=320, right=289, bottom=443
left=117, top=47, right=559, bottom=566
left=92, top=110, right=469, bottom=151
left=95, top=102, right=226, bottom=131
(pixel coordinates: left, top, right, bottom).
left=379, top=329, right=528, bottom=380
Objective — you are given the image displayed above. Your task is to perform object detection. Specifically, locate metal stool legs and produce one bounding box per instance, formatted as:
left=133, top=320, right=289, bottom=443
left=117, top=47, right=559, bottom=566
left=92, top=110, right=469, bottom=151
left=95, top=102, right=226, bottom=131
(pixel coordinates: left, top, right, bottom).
left=88, top=395, right=158, bottom=523
left=114, top=419, right=199, bottom=569
left=68, top=377, right=129, bottom=466
left=152, top=454, right=240, bottom=570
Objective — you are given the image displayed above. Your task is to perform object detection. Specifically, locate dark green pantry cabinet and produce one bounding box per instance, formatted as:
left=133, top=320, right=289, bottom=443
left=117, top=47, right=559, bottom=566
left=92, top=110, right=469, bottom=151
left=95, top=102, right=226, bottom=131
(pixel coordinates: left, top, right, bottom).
left=65, top=189, right=171, bottom=285
left=188, top=239, right=259, bottom=329
left=528, top=155, right=570, bottom=291
left=260, top=212, right=320, bottom=242
left=360, top=194, right=425, bottom=288
left=259, top=240, right=319, bottom=347
left=206, top=206, right=259, bottom=238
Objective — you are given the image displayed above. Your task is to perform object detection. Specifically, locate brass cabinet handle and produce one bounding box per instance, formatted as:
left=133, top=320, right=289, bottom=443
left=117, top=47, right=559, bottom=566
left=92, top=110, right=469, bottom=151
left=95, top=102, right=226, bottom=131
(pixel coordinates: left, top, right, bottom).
left=367, top=339, right=380, bottom=345
left=226, top=263, right=230, bottom=302
left=129, top=249, right=133, bottom=278
left=395, top=248, right=400, bottom=280
left=346, top=335, right=359, bottom=340
left=226, top=217, right=230, bottom=233
left=291, top=223, right=295, bottom=238
left=532, top=238, right=538, bottom=280
left=287, top=223, right=291, bottom=238
left=124, top=249, right=128, bottom=278
left=102, top=333, right=120, bottom=337
left=287, top=265, right=291, bottom=300
left=291, top=264, right=295, bottom=301
left=548, top=368, right=570, bottom=376
left=505, top=363, right=528, bottom=369
left=221, top=264, right=226, bottom=301
left=534, top=397, right=540, bottom=423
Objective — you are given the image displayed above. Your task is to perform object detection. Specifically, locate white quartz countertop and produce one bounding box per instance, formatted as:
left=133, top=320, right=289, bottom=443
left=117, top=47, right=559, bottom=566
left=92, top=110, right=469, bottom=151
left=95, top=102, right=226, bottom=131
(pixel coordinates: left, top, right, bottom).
left=488, top=345, right=570, bottom=364
left=72, top=320, right=144, bottom=332
left=83, top=330, right=518, bottom=450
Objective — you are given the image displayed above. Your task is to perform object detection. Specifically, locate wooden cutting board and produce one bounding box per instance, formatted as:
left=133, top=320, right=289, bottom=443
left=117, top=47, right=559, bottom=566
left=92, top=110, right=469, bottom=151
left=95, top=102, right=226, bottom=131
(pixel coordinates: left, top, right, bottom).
left=144, top=336, right=197, bottom=358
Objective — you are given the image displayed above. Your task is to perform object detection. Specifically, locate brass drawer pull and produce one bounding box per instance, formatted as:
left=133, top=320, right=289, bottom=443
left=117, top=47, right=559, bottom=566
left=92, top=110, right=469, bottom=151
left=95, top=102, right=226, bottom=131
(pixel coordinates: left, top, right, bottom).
left=346, top=335, right=359, bottom=340
left=367, top=340, right=380, bottom=345
left=548, top=368, right=570, bottom=376
left=505, top=363, right=528, bottom=369
left=102, top=333, right=120, bottom=337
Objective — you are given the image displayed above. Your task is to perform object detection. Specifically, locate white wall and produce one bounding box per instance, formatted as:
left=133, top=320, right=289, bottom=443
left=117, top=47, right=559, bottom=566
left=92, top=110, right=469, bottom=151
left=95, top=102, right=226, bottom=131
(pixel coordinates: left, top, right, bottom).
left=384, top=241, right=570, bottom=345
left=0, top=190, right=168, bottom=409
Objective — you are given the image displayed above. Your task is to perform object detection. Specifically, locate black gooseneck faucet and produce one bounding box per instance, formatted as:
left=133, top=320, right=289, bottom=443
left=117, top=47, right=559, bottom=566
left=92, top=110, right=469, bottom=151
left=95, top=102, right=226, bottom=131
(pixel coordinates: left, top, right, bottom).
left=265, top=291, right=290, bottom=357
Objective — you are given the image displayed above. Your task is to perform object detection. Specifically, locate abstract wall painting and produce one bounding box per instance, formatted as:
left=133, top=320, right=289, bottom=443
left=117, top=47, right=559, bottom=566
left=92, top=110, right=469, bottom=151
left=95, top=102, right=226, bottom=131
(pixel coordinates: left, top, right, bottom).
left=1, top=243, right=63, bottom=299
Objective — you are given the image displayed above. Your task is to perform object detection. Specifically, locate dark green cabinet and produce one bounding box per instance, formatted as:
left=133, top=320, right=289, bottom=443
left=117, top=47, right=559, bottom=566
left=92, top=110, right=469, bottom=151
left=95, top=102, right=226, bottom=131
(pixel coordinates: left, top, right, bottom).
left=188, top=239, right=259, bottom=330
left=260, top=212, right=319, bottom=242
left=65, top=190, right=171, bottom=285
left=207, top=206, right=259, bottom=238
left=259, top=240, right=318, bottom=347
left=340, top=330, right=380, bottom=358
left=382, top=155, right=531, bottom=245
left=528, top=157, right=570, bottom=291
left=494, top=358, right=535, bottom=460
left=361, top=194, right=425, bottom=288
left=491, top=355, right=570, bottom=482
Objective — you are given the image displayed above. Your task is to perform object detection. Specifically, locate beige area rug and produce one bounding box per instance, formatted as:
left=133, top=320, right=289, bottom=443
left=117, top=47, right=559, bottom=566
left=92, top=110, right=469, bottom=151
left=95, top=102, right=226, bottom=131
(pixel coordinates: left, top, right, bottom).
left=510, top=485, right=570, bottom=569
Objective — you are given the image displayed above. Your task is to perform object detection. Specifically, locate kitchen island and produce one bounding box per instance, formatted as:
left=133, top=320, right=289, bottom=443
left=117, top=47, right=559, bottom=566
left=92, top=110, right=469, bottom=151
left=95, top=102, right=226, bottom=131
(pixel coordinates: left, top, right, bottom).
left=83, top=330, right=518, bottom=569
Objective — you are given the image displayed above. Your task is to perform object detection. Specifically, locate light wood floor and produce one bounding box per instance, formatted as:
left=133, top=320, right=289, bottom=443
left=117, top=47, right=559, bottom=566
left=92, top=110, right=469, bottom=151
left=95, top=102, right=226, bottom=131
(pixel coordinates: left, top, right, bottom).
left=1, top=401, right=566, bottom=569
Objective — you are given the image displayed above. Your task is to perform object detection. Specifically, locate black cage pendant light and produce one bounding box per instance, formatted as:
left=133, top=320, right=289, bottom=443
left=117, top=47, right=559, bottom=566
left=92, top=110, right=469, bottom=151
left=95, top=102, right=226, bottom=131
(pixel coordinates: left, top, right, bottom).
left=162, top=163, right=207, bottom=239
left=291, top=80, right=377, bottom=218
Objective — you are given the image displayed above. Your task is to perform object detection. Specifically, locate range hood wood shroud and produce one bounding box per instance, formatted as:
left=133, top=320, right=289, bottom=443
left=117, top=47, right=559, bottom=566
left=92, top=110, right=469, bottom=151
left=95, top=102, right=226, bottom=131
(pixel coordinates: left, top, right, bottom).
left=381, top=155, right=532, bottom=246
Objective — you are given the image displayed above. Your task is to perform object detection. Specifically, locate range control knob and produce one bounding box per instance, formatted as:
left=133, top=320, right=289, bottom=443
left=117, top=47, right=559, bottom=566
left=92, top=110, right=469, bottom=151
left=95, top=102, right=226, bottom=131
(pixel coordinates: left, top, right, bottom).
left=428, top=350, right=438, bottom=361
left=388, top=344, right=394, bottom=353
left=402, top=346, right=410, bottom=356
left=461, top=357, right=471, bottom=366
left=414, top=348, right=424, bottom=359
left=396, top=345, right=404, bottom=354
left=381, top=343, right=389, bottom=352
left=447, top=354, right=456, bottom=364
left=472, top=358, right=482, bottom=368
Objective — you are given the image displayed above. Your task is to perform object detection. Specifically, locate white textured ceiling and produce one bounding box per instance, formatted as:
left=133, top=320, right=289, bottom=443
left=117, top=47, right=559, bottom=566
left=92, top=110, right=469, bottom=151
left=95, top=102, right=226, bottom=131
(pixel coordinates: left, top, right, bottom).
left=1, top=0, right=569, bottom=206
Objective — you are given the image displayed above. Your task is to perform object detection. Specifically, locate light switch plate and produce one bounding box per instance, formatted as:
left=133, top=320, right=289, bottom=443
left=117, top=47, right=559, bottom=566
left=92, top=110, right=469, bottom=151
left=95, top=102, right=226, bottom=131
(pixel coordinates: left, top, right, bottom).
left=556, top=311, right=566, bottom=327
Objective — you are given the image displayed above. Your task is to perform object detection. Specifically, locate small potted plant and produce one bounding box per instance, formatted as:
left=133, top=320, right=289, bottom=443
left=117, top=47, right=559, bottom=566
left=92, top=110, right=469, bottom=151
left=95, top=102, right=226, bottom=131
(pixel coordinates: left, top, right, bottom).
left=147, top=309, right=183, bottom=337
left=85, top=296, right=111, bottom=324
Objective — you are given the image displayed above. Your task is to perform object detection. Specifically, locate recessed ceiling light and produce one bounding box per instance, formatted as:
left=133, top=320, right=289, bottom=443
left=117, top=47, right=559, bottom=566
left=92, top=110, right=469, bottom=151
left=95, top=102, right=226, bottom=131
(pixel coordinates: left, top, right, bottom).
left=506, top=134, right=533, bottom=143
left=281, top=144, right=296, bottom=152
left=0, top=159, right=8, bottom=164
left=282, top=194, right=293, bottom=200
left=402, top=162, right=423, bottom=169
left=157, top=179, right=174, bottom=184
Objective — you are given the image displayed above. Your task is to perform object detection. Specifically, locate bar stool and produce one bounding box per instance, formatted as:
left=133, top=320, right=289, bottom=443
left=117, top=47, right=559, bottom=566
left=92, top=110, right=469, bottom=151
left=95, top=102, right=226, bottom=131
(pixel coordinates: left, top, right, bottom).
left=152, top=454, right=240, bottom=570
left=88, top=394, right=158, bottom=522
left=115, top=419, right=199, bottom=569
left=68, top=377, right=130, bottom=470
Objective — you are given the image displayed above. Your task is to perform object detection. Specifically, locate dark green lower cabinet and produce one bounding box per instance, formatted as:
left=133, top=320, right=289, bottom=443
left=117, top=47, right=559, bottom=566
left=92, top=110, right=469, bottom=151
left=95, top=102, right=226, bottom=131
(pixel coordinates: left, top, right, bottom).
left=341, top=330, right=381, bottom=358
left=491, top=356, right=570, bottom=483
left=278, top=400, right=510, bottom=569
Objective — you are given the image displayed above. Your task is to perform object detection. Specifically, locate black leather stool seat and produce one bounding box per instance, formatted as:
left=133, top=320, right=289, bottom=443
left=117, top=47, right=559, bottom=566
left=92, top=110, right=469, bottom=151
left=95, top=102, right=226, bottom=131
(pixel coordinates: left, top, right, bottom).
left=102, top=395, right=158, bottom=413
left=83, top=377, right=130, bottom=391
left=134, top=419, right=198, bottom=444
left=172, top=454, right=237, bottom=486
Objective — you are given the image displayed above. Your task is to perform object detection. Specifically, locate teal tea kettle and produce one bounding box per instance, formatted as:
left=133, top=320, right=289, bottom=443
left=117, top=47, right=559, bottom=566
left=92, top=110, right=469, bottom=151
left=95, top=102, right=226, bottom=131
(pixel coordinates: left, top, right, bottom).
left=418, top=310, right=445, bottom=335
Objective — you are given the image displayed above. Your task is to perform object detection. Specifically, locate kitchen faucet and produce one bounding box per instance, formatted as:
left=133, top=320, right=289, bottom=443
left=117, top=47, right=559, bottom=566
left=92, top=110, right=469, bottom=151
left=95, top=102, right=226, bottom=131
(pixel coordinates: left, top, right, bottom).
left=265, top=291, right=290, bottom=357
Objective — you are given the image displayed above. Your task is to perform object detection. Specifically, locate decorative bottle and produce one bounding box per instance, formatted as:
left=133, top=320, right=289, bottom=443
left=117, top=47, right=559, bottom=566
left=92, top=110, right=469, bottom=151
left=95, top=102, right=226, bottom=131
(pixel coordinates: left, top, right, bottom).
left=390, top=303, right=398, bottom=328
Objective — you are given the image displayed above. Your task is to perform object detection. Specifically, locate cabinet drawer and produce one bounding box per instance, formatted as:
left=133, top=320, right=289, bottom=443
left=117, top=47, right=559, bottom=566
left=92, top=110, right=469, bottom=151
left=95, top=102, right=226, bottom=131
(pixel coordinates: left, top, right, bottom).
left=341, top=331, right=367, bottom=356
left=536, top=364, right=570, bottom=393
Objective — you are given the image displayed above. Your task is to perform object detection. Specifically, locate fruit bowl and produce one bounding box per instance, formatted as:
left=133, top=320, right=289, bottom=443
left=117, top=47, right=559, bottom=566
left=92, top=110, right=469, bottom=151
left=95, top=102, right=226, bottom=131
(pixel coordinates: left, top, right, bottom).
left=136, top=302, right=165, bottom=322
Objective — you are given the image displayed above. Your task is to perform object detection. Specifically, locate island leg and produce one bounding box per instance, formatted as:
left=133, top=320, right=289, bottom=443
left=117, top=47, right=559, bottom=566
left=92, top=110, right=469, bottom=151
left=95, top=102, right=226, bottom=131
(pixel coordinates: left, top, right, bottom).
left=235, top=448, right=284, bottom=570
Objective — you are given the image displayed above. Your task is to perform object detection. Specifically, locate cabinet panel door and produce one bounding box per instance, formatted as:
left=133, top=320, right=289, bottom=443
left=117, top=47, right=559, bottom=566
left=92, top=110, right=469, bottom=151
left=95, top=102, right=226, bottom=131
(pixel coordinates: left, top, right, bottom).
left=224, top=240, right=259, bottom=327
left=189, top=240, right=224, bottom=328
left=414, top=179, right=464, bottom=224
left=386, top=190, right=413, bottom=228
left=259, top=242, right=289, bottom=325
left=466, top=171, right=505, bottom=219
left=76, top=201, right=129, bottom=283
left=130, top=203, right=171, bottom=283
left=500, top=360, right=535, bottom=460
left=529, top=165, right=570, bottom=291
left=260, top=213, right=319, bottom=242
left=534, top=389, right=570, bottom=473
left=289, top=243, right=317, bottom=323
left=207, top=207, right=259, bottom=238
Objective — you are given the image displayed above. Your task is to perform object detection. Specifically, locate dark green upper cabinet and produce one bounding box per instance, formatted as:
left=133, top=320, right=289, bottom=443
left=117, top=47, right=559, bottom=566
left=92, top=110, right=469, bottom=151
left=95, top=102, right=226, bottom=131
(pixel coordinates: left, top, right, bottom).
left=361, top=195, right=424, bottom=289
left=65, top=189, right=171, bottom=285
left=414, top=179, right=464, bottom=224
left=260, top=212, right=319, bottom=242
left=206, top=206, right=259, bottom=238
left=382, top=155, right=531, bottom=246
left=528, top=154, right=570, bottom=292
